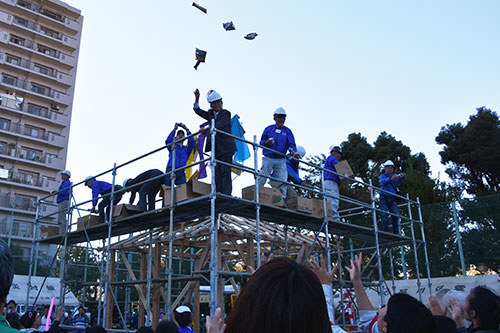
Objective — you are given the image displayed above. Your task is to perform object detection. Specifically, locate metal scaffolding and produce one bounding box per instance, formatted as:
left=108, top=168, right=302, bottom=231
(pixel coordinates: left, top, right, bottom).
left=26, top=121, right=432, bottom=331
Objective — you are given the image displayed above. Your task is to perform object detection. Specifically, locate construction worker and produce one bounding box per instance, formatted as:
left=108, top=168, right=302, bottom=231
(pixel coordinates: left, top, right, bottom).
left=165, top=122, right=195, bottom=185
left=52, top=170, right=72, bottom=234
left=123, top=169, right=164, bottom=211
left=193, top=88, right=236, bottom=195
left=271, top=145, right=307, bottom=194
left=258, top=107, right=297, bottom=198
left=379, top=160, right=405, bottom=233
left=324, top=145, right=342, bottom=221
left=84, top=176, right=123, bottom=224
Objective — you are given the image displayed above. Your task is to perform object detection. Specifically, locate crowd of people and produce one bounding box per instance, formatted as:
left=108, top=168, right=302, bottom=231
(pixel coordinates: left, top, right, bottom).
left=51, top=89, right=408, bottom=235
left=1, top=236, right=499, bottom=332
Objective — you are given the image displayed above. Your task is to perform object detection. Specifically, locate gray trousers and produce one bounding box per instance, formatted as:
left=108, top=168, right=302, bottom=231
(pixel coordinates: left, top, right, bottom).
left=57, top=200, right=70, bottom=234
left=325, top=179, right=340, bottom=220
left=258, top=156, right=288, bottom=197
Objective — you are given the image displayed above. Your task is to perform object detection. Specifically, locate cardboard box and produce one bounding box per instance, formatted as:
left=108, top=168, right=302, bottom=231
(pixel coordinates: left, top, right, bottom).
left=285, top=196, right=313, bottom=214
left=40, top=226, right=59, bottom=238
left=112, top=204, right=141, bottom=220
left=162, top=179, right=211, bottom=207
left=335, top=160, right=354, bottom=184
left=77, top=214, right=100, bottom=231
left=241, top=185, right=284, bottom=207
left=311, top=199, right=333, bottom=218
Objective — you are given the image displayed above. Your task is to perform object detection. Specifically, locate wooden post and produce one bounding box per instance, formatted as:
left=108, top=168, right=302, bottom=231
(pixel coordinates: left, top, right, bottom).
left=152, top=243, right=162, bottom=329
left=193, top=281, right=200, bottom=332
left=105, top=250, right=116, bottom=328
left=139, top=252, right=147, bottom=328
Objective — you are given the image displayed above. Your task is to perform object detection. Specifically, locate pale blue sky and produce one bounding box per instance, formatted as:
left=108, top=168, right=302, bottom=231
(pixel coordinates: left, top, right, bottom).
left=65, top=0, right=500, bottom=201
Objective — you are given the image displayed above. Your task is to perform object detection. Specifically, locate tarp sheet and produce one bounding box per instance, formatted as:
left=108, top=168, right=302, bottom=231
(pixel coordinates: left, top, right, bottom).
left=8, top=275, right=79, bottom=306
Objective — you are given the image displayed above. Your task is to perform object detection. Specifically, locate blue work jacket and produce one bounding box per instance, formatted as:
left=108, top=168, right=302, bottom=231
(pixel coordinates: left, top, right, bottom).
left=165, top=130, right=195, bottom=169
left=260, top=124, right=296, bottom=158
left=56, top=179, right=71, bottom=203
left=324, top=155, right=340, bottom=184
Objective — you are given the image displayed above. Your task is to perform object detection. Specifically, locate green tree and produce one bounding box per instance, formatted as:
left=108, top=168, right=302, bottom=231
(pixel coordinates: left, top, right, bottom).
left=436, top=107, right=500, bottom=195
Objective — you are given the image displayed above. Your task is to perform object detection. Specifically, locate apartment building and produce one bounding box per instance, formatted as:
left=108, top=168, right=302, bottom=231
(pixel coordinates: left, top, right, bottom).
left=0, top=0, right=82, bottom=267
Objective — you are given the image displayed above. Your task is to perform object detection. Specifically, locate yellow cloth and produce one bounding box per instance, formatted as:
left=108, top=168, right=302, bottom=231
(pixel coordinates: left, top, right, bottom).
left=185, top=134, right=198, bottom=180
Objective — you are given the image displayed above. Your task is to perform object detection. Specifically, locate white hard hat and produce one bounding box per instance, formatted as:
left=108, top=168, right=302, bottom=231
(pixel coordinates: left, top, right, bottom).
left=123, top=178, right=132, bottom=188
left=296, top=146, right=306, bottom=158
left=273, top=107, right=286, bottom=116
left=61, top=170, right=71, bottom=177
left=206, top=89, right=222, bottom=103
left=175, top=305, right=191, bottom=314
left=383, top=160, right=395, bottom=167
left=84, top=176, right=94, bottom=183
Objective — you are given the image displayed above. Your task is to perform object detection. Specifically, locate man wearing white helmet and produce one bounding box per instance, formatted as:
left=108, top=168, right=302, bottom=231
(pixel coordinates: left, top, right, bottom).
left=122, top=169, right=164, bottom=211
left=258, top=107, right=297, bottom=198
left=379, top=160, right=405, bottom=233
left=51, top=170, right=72, bottom=234
left=193, top=88, right=236, bottom=195
left=84, top=177, right=123, bottom=224
left=324, top=146, right=342, bottom=221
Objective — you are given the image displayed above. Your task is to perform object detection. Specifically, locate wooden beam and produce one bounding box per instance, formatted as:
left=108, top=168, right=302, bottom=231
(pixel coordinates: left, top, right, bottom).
left=152, top=243, right=162, bottom=330
left=105, top=250, right=116, bottom=329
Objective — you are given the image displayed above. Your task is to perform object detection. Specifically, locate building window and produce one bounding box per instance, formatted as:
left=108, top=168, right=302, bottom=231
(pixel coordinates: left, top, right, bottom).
left=33, top=63, right=50, bottom=75
left=37, top=44, right=57, bottom=57
left=13, top=16, right=28, bottom=27
left=23, top=125, right=44, bottom=138
left=0, top=118, right=10, bottom=130
left=2, top=74, right=18, bottom=86
left=40, top=26, right=59, bottom=39
left=40, top=8, right=64, bottom=22
left=6, top=55, right=20, bottom=66
left=27, top=103, right=49, bottom=118
left=10, top=35, right=25, bottom=46
left=19, top=146, right=42, bottom=161
left=0, top=141, right=7, bottom=154
left=17, top=0, right=34, bottom=10
left=30, top=83, right=48, bottom=95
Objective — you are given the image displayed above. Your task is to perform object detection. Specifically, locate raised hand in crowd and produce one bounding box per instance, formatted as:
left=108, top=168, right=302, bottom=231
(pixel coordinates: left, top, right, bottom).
left=307, top=254, right=336, bottom=285
left=206, top=307, right=225, bottom=333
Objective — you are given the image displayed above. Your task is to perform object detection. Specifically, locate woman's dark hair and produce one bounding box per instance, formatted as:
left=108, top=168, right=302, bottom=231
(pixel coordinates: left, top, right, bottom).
left=224, top=257, right=331, bottom=333
left=155, top=320, right=178, bottom=333
left=384, top=293, right=435, bottom=333
left=86, top=325, right=107, bottom=333
left=468, top=286, right=500, bottom=329
left=136, top=326, right=154, bottom=333
left=20, top=310, right=37, bottom=329
left=433, top=315, right=456, bottom=333
left=6, top=312, right=21, bottom=329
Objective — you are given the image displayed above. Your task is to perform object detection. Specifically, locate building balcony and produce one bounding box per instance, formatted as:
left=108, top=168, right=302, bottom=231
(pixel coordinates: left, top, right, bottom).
left=0, top=52, right=73, bottom=86
left=0, top=94, right=70, bottom=127
left=0, top=143, right=65, bottom=170
left=0, top=192, right=57, bottom=217
left=0, top=170, right=59, bottom=191
left=0, top=28, right=76, bottom=67
left=0, top=120, right=66, bottom=148
left=15, top=0, right=81, bottom=33
left=0, top=74, right=72, bottom=106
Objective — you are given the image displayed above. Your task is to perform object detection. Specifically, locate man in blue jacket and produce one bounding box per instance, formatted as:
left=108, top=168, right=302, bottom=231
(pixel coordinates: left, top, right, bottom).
left=378, top=160, right=405, bottom=233
left=193, top=89, right=236, bottom=195
left=85, top=177, right=123, bottom=224
left=324, top=146, right=342, bottom=221
left=52, top=169, right=72, bottom=234
left=258, top=107, right=297, bottom=198
left=165, top=122, right=195, bottom=186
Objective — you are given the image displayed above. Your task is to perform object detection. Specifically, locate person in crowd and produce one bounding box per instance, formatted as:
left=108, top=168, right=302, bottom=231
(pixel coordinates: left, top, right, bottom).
left=432, top=315, right=456, bottom=333
left=6, top=300, right=17, bottom=316
left=122, top=169, right=164, bottom=211
left=346, top=252, right=435, bottom=333
left=20, top=311, right=42, bottom=332
left=174, top=305, right=195, bottom=333
left=155, top=320, right=178, bottom=333
left=221, top=256, right=332, bottom=333
left=258, top=107, right=297, bottom=198
left=0, top=239, right=17, bottom=333
left=72, top=306, right=89, bottom=329
left=136, top=326, right=153, bottom=333
left=378, top=160, right=405, bottom=234
left=449, top=286, right=500, bottom=333
left=193, top=89, right=236, bottom=195
left=84, top=177, right=123, bottom=224
left=39, top=306, right=49, bottom=330
left=85, top=326, right=105, bottom=333
left=324, top=145, right=342, bottom=221
left=6, top=312, right=20, bottom=329
left=164, top=123, right=195, bottom=186
left=52, top=170, right=72, bottom=235
left=63, top=311, right=73, bottom=326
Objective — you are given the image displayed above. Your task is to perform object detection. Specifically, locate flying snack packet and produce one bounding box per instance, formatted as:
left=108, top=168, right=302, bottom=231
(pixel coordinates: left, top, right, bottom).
left=192, top=2, right=207, bottom=14
left=223, top=21, right=236, bottom=31
left=194, top=48, right=207, bottom=70
left=244, top=32, right=258, bottom=40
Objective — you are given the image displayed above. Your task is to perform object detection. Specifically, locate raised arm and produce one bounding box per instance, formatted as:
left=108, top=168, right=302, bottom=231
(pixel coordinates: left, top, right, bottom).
left=345, top=252, right=375, bottom=311
left=193, top=88, right=210, bottom=120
